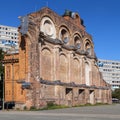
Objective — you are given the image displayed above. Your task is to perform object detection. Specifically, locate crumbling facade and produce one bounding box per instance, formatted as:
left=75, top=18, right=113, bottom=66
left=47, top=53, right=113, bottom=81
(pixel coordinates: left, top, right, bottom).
left=4, top=7, right=112, bottom=109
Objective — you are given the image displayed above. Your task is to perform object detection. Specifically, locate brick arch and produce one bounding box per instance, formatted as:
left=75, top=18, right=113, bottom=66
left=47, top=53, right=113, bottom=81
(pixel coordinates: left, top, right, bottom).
left=41, top=47, right=53, bottom=81
left=41, top=45, right=52, bottom=54
left=58, top=25, right=71, bottom=44
left=83, top=38, right=94, bottom=49
left=40, top=16, right=56, bottom=39
left=40, top=15, right=56, bottom=26
left=58, top=24, right=70, bottom=33
left=59, top=53, right=68, bottom=83
left=59, top=52, right=68, bottom=58
left=83, top=39, right=94, bottom=56
left=72, top=32, right=83, bottom=49
left=73, top=31, right=82, bottom=38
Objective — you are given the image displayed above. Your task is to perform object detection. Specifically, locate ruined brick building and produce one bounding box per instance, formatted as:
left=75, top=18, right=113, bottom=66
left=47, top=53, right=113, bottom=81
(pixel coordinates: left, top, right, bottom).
left=4, top=7, right=112, bottom=109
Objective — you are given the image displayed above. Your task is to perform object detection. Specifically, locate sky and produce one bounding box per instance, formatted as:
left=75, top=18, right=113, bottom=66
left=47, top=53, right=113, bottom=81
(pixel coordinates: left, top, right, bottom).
left=0, top=0, right=120, bottom=61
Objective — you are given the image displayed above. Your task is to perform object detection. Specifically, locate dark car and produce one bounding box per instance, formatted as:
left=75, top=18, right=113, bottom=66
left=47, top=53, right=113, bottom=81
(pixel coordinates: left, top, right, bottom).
left=0, top=101, right=2, bottom=110
left=4, top=101, right=15, bottom=109
left=0, top=101, right=15, bottom=110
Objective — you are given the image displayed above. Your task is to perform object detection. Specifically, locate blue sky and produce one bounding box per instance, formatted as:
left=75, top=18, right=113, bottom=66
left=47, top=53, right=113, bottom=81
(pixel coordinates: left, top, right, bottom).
left=0, top=0, right=120, bottom=60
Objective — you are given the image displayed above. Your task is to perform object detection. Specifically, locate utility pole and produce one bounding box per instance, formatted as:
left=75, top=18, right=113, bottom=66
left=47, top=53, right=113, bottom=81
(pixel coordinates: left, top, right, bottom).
left=12, top=53, right=14, bottom=102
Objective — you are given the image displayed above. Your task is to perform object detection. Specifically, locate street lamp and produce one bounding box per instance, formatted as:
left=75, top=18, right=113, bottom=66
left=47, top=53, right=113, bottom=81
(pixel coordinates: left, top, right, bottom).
left=11, top=51, right=14, bottom=103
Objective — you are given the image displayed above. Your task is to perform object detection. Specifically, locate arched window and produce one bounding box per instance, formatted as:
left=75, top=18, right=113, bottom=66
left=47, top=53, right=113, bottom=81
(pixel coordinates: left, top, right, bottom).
left=40, top=17, right=56, bottom=39
left=72, top=58, right=80, bottom=84
left=85, top=41, right=92, bottom=55
left=59, top=54, right=68, bottom=82
left=41, top=48, right=52, bottom=81
left=59, top=27, right=70, bottom=44
left=74, top=35, right=81, bottom=49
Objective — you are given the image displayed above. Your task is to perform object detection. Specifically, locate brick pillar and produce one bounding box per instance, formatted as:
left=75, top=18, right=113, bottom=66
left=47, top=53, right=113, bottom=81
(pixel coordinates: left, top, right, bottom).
left=81, top=57, right=85, bottom=84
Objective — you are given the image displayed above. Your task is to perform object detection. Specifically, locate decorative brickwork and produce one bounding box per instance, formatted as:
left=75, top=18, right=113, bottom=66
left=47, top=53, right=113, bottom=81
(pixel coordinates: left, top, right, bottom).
left=4, top=7, right=112, bottom=109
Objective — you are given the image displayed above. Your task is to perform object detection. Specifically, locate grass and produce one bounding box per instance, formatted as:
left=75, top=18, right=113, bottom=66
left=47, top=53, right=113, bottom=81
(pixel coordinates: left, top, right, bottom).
left=40, top=103, right=69, bottom=110
left=73, top=103, right=109, bottom=107
left=29, top=102, right=109, bottom=111
left=29, top=102, right=69, bottom=111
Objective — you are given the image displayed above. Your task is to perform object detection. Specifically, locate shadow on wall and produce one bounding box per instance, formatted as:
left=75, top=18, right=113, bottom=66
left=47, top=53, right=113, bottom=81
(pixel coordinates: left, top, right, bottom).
left=20, top=36, right=26, bottom=50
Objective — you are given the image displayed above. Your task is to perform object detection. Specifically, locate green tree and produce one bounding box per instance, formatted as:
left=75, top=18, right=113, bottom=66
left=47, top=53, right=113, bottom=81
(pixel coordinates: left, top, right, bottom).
left=112, top=88, right=120, bottom=99
left=0, top=49, right=4, bottom=71
left=0, top=49, right=4, bottom=101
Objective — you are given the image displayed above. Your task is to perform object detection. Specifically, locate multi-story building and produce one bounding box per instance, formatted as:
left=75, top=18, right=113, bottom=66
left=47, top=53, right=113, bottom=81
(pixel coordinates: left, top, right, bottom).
left=98, top=59, right=120, bottom=90
left=4, top=7, right=112, bottom=110
left=0, top=25, right=19, bottom=52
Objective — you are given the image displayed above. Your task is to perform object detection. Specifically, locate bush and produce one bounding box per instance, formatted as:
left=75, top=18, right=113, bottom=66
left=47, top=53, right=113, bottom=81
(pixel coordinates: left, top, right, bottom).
left=47, top=102, right=55, bottom=107
left=40, top=102, right=68, bottom=110
left=23, top=106, right=27, bottom=110
left=30, top=106, right=37, bottom=111
left=112, top=88, right=120, bottom=100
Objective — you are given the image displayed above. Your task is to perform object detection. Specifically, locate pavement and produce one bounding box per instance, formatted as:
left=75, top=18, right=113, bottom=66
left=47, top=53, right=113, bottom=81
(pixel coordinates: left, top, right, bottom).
left=0, top=104, right=120, bottom=120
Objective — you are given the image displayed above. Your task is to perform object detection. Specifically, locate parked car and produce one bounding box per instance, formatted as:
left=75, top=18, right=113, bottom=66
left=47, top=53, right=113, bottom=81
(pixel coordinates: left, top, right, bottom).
left=0, top=101, right=15, bottom=110
left=0, top=101, right=2, bottom=110
left=4, top=101, right=15, bottom=109
left=112, top=98, right=120, bottom=103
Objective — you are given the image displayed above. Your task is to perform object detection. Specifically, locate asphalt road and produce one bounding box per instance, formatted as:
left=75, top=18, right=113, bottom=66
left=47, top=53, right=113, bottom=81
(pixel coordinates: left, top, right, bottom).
left=0, top=104, right=120, bottom=120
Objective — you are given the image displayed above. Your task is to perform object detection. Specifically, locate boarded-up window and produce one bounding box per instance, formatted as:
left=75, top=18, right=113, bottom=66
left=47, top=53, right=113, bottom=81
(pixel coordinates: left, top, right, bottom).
left=6, top=66, right=11, bottom=80
left=85, top=62, right=90, bottom=85
left=14, top=65, right=19, bottom=80
left=41, top=48, right=52, bottom=80
left=72, top=59, right=80, bottom=84
left=59, top=54, right=68, bottom=83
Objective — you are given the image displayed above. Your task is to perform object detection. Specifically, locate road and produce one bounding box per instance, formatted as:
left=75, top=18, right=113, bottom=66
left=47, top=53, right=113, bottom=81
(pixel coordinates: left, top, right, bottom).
left=0, top=104, right=120, bottom=120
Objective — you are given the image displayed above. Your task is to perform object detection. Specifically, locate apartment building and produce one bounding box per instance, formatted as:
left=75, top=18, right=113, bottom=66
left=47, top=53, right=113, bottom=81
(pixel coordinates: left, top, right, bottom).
left=98, top=59, right=120, bottom=90
left=0, top=25, right=19, bottom=52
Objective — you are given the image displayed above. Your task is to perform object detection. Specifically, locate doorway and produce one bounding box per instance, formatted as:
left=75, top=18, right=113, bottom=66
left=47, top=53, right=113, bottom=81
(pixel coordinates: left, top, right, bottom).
left=89, top=90, right=94, bottom=104
left=66, top=88, right=73, bottom=106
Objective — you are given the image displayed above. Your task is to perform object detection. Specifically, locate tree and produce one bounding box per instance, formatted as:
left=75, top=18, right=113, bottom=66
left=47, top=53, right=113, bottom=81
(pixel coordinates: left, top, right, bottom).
left=112, top=88, right=120, bottom=100
left=0, top=49, right=4, bottom=101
